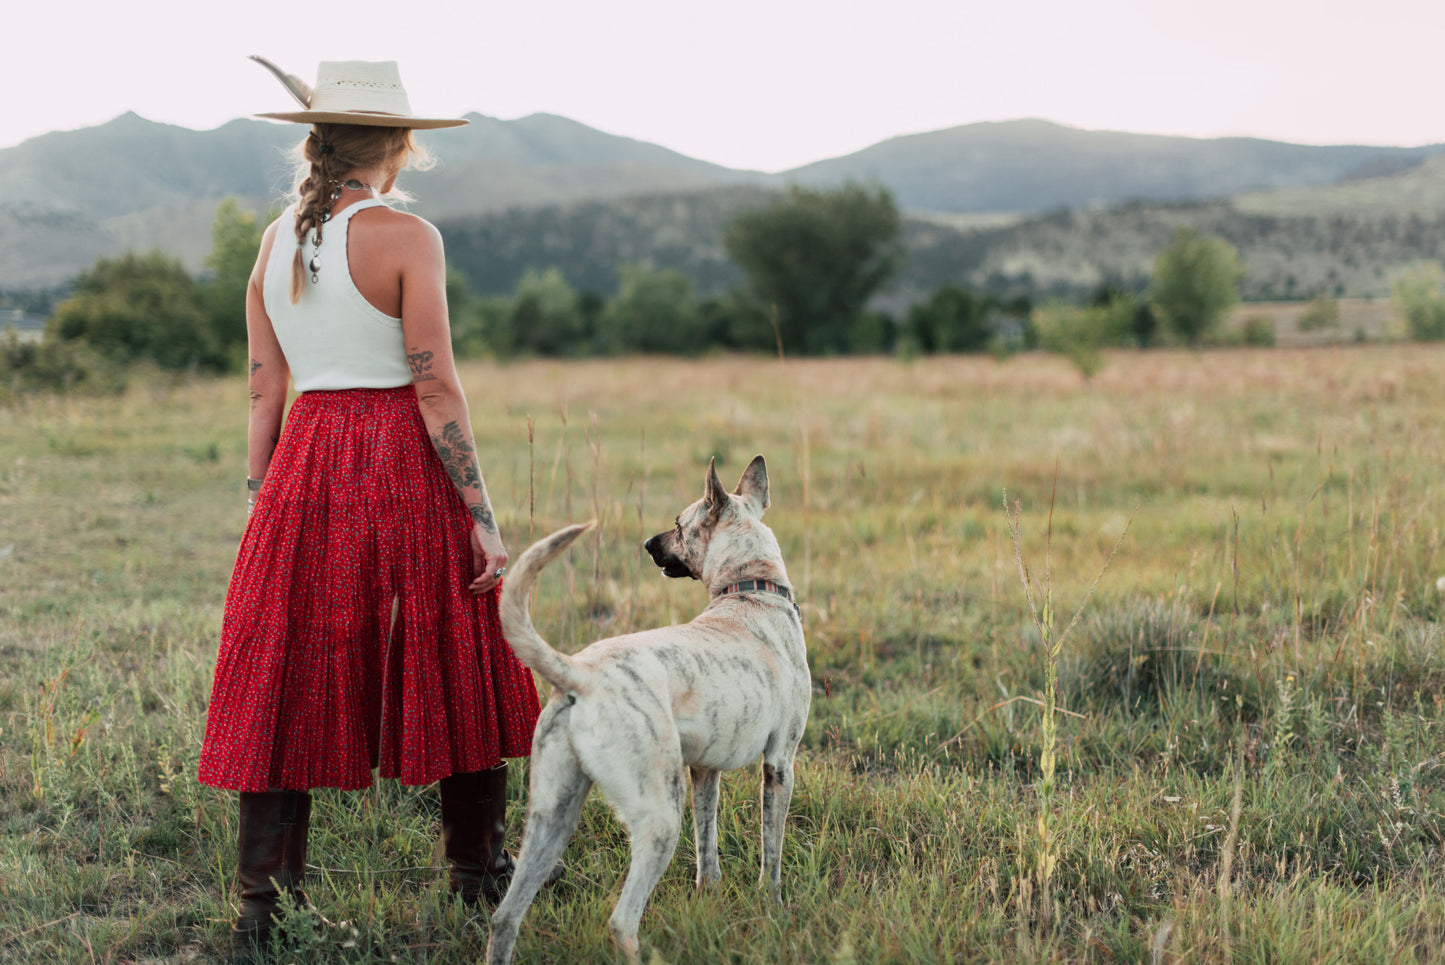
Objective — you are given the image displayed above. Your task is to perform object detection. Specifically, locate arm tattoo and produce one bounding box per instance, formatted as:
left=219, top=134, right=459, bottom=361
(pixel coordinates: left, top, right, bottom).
left=433, top=421, right=480, bottom=491
left=430, top=421, right=497, bottom=531
left=250, top=358, right=262, bottom=376
left=407, top=350, right=437, bottom=383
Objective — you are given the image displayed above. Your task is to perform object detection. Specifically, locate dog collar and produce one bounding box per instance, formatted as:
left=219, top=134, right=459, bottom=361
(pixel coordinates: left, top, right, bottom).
left=718, top=579, right=801, bottom=619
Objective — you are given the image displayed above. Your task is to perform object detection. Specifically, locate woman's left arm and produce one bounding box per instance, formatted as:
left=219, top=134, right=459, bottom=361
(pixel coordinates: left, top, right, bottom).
left=394, top=216, right=508, bottom=595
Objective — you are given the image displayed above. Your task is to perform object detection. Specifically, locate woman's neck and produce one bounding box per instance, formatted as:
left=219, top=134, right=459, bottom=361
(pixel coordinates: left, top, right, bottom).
left=327, top=167, right=387, bottom=216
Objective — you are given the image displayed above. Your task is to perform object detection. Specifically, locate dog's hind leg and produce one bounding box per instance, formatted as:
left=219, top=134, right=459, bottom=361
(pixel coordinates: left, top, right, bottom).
left=759, top=751, right=797, bottom=900
left=689, top=766, right=722, bottom=889
left=486, top=717, right=591, bottom=965
left=595, top=749, right=687, bottom=963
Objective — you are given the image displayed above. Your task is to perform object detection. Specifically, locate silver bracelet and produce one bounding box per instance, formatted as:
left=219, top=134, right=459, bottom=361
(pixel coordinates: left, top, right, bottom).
left=247, top=477, right=264, bottom=492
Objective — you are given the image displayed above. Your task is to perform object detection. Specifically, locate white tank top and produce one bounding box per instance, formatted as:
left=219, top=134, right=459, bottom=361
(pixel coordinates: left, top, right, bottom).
left=262, top=199, right=412, bottom=392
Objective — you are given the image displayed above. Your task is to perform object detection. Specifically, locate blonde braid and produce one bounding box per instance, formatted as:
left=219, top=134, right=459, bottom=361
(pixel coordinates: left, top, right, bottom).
left=289, top=130, right=339, bottom=303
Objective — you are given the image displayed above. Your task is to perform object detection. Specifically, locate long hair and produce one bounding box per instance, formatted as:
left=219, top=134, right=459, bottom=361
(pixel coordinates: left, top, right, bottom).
left=287, top=123, right=433, bottom=303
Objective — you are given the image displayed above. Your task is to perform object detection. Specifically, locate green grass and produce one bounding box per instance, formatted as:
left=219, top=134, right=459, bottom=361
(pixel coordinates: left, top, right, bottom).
left=3, top=348, right=1445, bottom=963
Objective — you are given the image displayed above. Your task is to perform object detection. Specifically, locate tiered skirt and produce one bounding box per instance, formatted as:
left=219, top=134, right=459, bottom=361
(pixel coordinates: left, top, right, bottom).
left=198, top=386, right=540, bottom=792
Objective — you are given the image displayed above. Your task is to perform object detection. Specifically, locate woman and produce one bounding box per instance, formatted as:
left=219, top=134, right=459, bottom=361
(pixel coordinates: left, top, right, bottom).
left=197, top=60, right=541, bottom=954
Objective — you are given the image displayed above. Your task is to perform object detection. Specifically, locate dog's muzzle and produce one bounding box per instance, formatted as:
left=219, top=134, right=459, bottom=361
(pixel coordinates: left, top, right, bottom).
left=644, top=533, right=694, bottom=580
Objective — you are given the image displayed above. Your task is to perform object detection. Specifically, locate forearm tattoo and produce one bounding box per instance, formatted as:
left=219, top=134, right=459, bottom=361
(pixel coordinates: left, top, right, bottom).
left=407, top=350, right=437, bottom=383
left=250, top=358, right=262, bottom=376
left=430, top=420, right=496, bottom=531
left=469, top=501, right=496, bottom=530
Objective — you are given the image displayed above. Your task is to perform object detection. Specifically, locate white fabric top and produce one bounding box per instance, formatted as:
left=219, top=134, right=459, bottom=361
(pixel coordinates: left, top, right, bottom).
left=262, top=199, right=412, bottom=392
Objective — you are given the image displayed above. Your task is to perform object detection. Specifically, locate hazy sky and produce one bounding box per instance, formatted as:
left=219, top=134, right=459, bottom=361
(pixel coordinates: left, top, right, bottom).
left=5, top=0, right=1440, bottom=172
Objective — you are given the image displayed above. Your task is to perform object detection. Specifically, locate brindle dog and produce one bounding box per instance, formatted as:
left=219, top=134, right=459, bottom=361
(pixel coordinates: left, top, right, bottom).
left=486, top=455, right=811, bottom=965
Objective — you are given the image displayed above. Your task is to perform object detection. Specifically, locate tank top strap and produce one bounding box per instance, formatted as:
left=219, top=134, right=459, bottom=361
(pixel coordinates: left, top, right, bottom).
left=330, top=197, right=388, bottom=225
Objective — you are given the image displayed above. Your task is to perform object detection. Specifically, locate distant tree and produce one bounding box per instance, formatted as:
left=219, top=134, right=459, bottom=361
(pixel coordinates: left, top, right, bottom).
left=905, top=284, right=989, bottom=353
left=596, top=265, right=702, bottom=355
left=1090, top=283, right=1157, bottom=347
left=577, top=291, right=607, bottom=344
left=200, top=198, right=263, bottom=370
left=1129, top=301, right=1159, bottom=347
left=49, top=252, right=221, bottom=370
left=1390, top=262, right=1445, bottom=341
left=502, top=268, right=586, bottom=357
left=725, top=183, right=904, bottom=355
left=446, top=266, right=509, bottom=358
left=1148, top=228, right=1244, bottom=346
left=695, top=293, right=774, bottom=352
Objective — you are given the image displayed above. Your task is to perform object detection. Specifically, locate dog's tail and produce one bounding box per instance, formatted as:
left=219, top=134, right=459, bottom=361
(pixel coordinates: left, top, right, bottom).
left=499, top=522, right=596, bottom=696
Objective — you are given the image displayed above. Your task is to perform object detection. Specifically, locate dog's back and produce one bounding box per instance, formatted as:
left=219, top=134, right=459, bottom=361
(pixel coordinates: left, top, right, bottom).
left=500, top=523, right=808, bottom=775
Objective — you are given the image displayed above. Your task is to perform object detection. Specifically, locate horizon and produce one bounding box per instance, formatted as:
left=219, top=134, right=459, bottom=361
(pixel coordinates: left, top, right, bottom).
left=4, top=0, right=1443, bottom=174
left=9, top=110, right=1444, bottom=176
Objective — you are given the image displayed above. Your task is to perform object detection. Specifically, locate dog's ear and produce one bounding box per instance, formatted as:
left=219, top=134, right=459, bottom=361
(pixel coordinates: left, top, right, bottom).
left=733, top=454, right=769, bottom=510
left=704, top=457, right=729, bottom=522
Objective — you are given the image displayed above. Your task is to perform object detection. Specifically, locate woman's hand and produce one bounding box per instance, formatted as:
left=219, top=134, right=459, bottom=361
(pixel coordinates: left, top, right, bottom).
left=468, top=523, right=509, bottom=595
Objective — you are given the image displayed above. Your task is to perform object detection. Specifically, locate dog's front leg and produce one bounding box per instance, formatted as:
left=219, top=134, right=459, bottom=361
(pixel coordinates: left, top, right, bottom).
left=759, top=756, right=795, bottom=901
left=689, top=766, right=722, bottom=888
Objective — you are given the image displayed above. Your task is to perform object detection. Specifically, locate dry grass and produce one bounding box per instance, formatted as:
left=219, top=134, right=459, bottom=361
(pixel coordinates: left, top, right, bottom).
left=3, top=348, right=1445, bottom=963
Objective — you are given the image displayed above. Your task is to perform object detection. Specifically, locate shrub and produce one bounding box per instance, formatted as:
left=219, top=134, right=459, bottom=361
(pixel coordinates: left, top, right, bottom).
left=1296, top=295, right=1340, bottom=333
left=0, top=329, right=127, bottom=398
left=1242, top=314, right=1276, bottom=346
left=48, top=252, right=223, bottom=371
left=1390, top=262, right=1445, bottom=341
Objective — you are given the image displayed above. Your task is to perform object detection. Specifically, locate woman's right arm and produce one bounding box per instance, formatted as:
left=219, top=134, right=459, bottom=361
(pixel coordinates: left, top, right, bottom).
left=247, top=221, right=290, bottom=490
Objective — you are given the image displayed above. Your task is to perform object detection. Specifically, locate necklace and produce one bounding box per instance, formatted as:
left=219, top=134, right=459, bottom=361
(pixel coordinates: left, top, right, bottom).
left=329, top=178, right=374, bottom=200
left=308, top=180, right=377, bottom=283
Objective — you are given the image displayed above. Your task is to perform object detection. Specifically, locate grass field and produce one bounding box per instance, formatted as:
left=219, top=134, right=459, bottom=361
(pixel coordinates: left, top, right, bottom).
left=3, top=348, right=1445, bottom=964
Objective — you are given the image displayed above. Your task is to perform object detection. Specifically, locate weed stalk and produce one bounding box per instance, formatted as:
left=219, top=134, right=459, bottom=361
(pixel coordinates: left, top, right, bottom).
left=1006, top=469, right=1132, bottom=933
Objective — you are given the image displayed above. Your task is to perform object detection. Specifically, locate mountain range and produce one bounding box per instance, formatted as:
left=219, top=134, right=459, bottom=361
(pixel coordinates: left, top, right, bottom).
left=2, top=112, right=1442, bottom=299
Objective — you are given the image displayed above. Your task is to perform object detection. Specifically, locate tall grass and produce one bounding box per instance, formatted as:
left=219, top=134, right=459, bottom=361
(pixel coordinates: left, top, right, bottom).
left=2, top=348, right=1445, bottom=962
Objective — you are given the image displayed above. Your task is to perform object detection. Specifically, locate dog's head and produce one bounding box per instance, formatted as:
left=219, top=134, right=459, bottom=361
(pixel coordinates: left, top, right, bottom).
left=643, top=454, right=771, bottom=582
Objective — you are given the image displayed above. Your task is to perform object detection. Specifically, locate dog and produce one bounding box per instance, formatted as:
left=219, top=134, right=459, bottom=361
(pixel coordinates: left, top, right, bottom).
left=485, top=455, right=811, bottom=965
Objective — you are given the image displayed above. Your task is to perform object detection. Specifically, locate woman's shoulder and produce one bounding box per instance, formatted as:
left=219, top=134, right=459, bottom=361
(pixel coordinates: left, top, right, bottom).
left=352, top=205, right=443, bottom=254
left=264, top=203, right=296, bottom=233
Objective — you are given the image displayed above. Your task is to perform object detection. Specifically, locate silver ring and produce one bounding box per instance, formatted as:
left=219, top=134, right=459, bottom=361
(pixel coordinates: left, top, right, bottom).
left=494, top=567, right=505, bottom=578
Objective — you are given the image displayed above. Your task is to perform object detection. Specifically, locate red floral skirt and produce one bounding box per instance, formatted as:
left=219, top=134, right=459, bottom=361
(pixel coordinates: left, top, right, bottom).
left=198, top=386, right=540, bottom=792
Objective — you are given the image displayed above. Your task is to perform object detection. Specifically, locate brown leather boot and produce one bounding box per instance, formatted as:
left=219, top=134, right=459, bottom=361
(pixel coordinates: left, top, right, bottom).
left=439, top=765, right=515, bottom=907
left=231, top=790, right=311, bottom=960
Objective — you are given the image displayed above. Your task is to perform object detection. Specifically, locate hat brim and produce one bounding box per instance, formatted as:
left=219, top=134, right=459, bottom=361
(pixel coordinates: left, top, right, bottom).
left=255, top=110, right=468, bottom=130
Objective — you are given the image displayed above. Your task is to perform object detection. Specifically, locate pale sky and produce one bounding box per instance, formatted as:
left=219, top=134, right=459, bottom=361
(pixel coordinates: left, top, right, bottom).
left=5, top=0, right=1441, bottom=172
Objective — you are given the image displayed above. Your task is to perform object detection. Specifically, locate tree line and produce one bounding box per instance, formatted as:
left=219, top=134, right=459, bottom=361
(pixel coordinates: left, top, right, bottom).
left=6, top=185, right=1445, bottom=397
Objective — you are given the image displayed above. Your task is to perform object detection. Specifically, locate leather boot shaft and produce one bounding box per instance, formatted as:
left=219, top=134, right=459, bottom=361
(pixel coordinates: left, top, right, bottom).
left=233, top=790, right=312, bottom=954
left=439, top=764, right=512, bottom=905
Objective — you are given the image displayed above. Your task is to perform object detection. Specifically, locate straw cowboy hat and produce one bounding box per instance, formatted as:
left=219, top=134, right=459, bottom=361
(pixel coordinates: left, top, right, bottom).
left=250, top=56, right=468, bottom=129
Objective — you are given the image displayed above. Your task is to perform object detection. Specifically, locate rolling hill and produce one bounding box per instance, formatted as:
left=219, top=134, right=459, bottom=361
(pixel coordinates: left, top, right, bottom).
left=0, top=112, right=759, bottom=287
left=3, top=112, right=1443, bottom=299
left=786, top=119, right=1445, bottom=212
